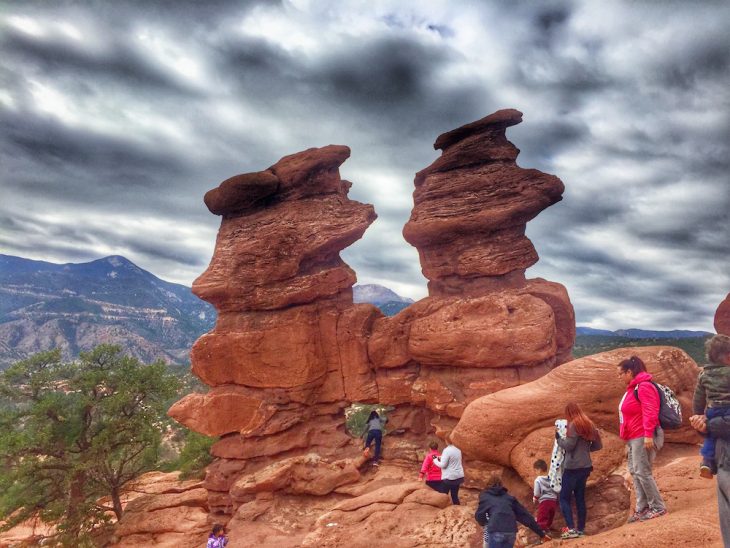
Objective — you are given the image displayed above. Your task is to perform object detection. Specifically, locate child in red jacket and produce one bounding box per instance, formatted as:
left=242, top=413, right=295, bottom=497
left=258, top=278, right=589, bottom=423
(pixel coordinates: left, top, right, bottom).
left=418, top=440, right=446, bottom=493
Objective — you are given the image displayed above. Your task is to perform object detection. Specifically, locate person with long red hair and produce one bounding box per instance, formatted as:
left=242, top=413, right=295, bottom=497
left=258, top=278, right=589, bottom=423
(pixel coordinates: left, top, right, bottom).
left=555, top=402, right=603, bottom=539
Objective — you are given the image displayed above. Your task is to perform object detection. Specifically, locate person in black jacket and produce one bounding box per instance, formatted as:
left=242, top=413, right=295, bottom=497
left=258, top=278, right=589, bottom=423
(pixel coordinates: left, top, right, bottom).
left=475, top=475, right=551, bottom=548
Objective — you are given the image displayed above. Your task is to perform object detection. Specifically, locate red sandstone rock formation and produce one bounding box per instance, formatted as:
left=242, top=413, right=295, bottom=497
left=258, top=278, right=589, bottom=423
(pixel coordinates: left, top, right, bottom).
left=403, top=109, right=564, bottom=296
left=162, top=113, right=579, bottom=544
left=715, top=292, right=730, bottom=336
left=450, top=346, right=700, bottom=536
left=149, top=111, right=702, bottom=548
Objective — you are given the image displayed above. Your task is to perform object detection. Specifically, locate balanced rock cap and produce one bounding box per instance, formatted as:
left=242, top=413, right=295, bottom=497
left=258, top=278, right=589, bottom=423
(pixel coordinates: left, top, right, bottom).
left=204, top=171, right=279, bottom=216
left=434, top=108, right=523, bottom=151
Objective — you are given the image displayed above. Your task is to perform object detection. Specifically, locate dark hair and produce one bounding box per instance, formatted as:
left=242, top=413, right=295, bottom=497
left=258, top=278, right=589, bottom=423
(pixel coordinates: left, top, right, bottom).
left=533, top=459, right=548, bottom=472
left=212, top=524, right=225, bottom=535
left=429, top=440, right=439, bottom=450
left=707, top=334, right=730, bottom=364
left=618, top=355, right=647, bottom=377
left=565, top=402, right=598, bottom=441
left=486, top=474, right=503, bottom=489
left=367, top=410, right=380, bottom=421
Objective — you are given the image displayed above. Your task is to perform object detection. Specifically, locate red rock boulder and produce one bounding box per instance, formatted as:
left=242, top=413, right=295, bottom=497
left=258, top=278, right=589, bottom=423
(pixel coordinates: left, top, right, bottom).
left=715, top=293, right=730, bottom=336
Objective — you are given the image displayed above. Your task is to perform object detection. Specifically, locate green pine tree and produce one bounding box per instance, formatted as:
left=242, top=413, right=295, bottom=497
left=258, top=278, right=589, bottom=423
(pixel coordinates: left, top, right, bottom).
left=0, top=345, right=182, bottom=546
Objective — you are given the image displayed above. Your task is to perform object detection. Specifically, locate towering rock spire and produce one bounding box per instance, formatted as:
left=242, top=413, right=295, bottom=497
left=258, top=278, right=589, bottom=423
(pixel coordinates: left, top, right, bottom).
left=403, top=109, right=565, bottom=296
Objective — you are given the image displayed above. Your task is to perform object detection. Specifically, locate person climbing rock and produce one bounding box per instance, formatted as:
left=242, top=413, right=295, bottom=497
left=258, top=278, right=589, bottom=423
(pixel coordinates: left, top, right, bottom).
left=362, top=410, right=387, bottom=465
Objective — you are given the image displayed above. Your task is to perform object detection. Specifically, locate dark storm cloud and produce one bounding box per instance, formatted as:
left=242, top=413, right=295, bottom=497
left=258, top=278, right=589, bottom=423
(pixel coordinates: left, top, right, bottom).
left=1, top=110, right=188, bottom=178
left=1, top=26, right=194, bottom=94
left=1, top=0, right=728, bottom=330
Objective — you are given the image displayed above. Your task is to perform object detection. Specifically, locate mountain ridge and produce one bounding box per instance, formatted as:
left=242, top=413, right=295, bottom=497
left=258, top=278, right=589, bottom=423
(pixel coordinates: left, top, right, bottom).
left=1, top=253, right=712, bottom=368
left=0, top=254, right=215, bottom=367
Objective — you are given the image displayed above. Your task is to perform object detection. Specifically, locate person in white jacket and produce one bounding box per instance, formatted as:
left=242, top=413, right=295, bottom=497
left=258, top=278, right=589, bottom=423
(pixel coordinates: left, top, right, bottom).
left=433, top=434, right=465, bottom=505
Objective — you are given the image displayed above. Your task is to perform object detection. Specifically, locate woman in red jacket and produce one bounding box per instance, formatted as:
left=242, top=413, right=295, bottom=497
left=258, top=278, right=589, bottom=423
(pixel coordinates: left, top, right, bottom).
left=617, top=355, right=667, bottom=523
left=418, top=440, right=446, bottom=493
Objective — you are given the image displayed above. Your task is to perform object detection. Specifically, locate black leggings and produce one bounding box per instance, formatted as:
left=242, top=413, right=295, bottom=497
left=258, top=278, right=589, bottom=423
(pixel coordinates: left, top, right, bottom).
left=442, top=477, right=464, bottom=505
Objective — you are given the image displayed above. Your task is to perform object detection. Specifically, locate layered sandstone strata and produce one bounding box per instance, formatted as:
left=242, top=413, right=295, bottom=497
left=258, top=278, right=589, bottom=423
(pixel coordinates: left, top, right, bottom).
left=367, top=109, right=576, bottom=416
left=715, top=292, right=730, bottom=336
left=166, top=111, right=580, bottom=538
left=169, top=145, right=380, bottom=514
left=403, top=109, right=564, bottom=296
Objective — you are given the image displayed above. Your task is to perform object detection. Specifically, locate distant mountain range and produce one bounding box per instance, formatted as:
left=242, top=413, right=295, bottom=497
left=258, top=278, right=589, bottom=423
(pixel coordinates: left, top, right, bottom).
left=0, top=256, right=417, bottom=367
left=576, top=327, right=712, bottom=338
left=0, top=254, right=215, bottom=367
left=0, top=254, right=712, bottom=368
left=353, top=284, right=414, bottom=316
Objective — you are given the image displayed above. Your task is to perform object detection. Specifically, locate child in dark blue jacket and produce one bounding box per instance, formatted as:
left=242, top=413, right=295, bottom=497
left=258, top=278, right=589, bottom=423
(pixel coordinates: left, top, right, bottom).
left=475, top=475, right=551, bottom=548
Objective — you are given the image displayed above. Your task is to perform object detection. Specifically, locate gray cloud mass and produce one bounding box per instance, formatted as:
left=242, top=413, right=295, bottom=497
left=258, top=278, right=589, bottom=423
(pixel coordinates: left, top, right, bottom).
left=1, top=0, right=728, bottom=331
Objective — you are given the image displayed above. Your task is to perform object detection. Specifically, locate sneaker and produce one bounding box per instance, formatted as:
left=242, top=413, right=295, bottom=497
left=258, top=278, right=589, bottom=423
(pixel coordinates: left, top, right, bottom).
left=700, top=464, right=714, bottom=479
left=627, top=507, right=649, bottom=523
left=640, top=508, right=667, bottom=521
left=560, top=528, right=580, bottom=539
left=575, top=531, right=585, bottom=537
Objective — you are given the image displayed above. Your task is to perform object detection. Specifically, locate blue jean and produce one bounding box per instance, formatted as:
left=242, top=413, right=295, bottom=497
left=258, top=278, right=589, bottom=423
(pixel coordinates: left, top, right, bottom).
left=559, top=467, right=591, bottom=531
left=364, top=429, right=382, bottom=461
left=487, top=532, right=516, bottom=548
left=701, top=406, right=730, bottom=463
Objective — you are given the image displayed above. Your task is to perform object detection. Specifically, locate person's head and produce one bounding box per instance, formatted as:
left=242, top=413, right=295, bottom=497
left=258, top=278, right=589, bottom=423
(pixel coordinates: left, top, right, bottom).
left=367, top=410, right=380, bottom=421
left=565, top=402, right=597, bottom=441
left=486, top=474, right=503, bottom=490
left=428, top=440, right=439, bottom=451
left=617, top=355, right=647, bottom=384
left=533, top=459, right=548, bottom=475
left=706, top=334, right=730, bottom=365
left=212, top=524, right=225, bottom=537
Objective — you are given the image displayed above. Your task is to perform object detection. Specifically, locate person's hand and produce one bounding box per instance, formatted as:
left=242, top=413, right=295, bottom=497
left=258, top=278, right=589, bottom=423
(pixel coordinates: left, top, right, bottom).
left=689, top=414, right=708, bottom=433
left=532, top=496, right=538, bottom=504
left=418, top=475, right=424, bottom=482
left=643, top=436, right=655, bottom=451
left=541, top=534, right=552, bottom=543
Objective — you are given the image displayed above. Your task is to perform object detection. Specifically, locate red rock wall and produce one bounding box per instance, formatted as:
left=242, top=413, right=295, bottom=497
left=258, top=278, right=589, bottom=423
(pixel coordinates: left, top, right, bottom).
left=715, top=293, right=730, bottom=336
left=168, top=110, right=578, bottom=523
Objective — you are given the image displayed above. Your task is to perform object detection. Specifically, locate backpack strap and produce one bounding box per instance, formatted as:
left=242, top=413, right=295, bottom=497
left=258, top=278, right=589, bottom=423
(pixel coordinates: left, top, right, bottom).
left=632, top=381, right=660, bottom=403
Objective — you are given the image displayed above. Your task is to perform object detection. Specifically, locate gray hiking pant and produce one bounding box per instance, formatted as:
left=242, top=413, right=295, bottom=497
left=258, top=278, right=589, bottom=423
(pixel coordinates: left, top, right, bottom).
left=718, top=466, right=730, bottom=547
left=626, top=429, right=666, bottom=512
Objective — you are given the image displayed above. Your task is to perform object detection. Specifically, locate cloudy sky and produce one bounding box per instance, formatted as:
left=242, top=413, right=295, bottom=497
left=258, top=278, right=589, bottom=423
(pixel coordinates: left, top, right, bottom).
left=1, top=0, right=728, bottom=331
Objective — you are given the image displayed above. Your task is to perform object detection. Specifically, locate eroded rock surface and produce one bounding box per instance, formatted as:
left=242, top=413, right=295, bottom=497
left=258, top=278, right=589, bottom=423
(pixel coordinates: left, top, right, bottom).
left=154, top=113, right=647, bottom=548
left=715, top=292, right=730, bottom=336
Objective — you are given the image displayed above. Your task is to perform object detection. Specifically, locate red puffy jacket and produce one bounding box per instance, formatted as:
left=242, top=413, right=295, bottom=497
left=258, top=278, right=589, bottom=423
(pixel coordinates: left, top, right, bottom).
left=619, top=371, right=660, bottom=440
left=419, top=449, right=442, bottom=481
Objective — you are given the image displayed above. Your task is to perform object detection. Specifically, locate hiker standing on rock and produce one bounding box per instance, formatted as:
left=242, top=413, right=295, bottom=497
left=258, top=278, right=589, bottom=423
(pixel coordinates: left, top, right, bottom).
left=433, top=434, right=465, bottom=505
left=689, top=412, right=730, bottom=546
left=692, top=334, right=730, bottom=479
left=555, top=402, right=603, bottom=539
left=617, top=355, right=667, bottom=522
left=362, top=410, right=387, bottom=466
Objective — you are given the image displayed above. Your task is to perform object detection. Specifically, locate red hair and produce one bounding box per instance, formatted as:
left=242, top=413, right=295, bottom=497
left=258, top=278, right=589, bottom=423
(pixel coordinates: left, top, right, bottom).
left=565, top=402, right=597, bottom=441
